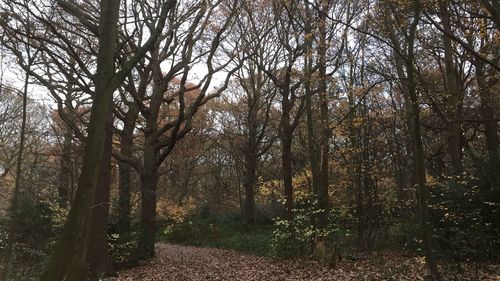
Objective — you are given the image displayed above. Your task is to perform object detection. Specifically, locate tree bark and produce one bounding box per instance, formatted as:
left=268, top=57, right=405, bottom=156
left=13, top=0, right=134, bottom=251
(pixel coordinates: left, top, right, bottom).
left=303, top=1, right=321, bottom=209
left=39, top=1, right=121, bottom=280
left=86, top=108, right=115, bottom=281
left=475, top=59, right=499, bottom=162
left=303, top=0, right=330, bottom=257
left=137, top=140, right=159, bottom=260
left=117, top=105, right=139, bottom=239
left=242, top=89, right=259, bottom=223
left=317, top=0, right=330, bottom=230
left=406, top=2, right=441, bottom=279
left=243, top=150, right=257, bottom=223
left=59, top=121, right=72, bottom=208
left=440, top=1, right=464, bottom=175
left=280, top=95, right=294, bottom=220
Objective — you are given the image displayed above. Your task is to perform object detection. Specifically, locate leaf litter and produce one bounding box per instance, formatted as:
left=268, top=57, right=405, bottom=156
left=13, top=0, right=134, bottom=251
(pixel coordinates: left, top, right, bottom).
left=106, top=243, right=500, bottom=281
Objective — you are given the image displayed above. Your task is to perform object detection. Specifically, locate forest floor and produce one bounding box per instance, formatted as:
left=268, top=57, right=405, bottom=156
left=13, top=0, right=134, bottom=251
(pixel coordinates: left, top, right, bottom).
left=106, top=243, right=500, bottom=281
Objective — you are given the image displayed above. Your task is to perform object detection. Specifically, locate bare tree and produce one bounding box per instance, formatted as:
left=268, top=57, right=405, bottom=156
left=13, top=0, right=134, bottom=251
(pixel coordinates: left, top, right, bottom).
left=252, top=0, right=306, bottom=219
left=0, top=56, right=35, bottom=281
left=369, top=0, right=441, bottom=278
left=222, top=0, right=278, bottom=223
left=111, top=0, right=242, bottom=259
left=1, top=0, right=174, bottom=279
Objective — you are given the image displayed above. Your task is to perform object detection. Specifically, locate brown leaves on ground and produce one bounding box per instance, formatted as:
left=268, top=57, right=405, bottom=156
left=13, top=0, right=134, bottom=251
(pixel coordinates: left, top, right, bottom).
left=106, top=243, right=500, bottom=281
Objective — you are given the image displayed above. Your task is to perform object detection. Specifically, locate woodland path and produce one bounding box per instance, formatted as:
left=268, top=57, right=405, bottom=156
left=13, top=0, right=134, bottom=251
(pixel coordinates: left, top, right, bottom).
left=106, top=243, right=498, bottom=281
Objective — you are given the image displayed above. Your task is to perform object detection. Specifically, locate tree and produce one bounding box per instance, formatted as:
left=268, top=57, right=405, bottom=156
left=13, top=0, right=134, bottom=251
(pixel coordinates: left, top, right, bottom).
left=111, top=0, right=241, bottom=259
left=369, top=0, right=441, bottom=278
left=254, top=0, right=306, bottom=219
left=0, top=0, right=174, bottom=279
left=222, top=0, right=278, bottom=223
left=0, top=60, right=33, bottom=281
left=215, top=78, right=276, bottom=223
left=391, top=0, right=441, bottom=279
left=0, top=2, right=40, bottom=277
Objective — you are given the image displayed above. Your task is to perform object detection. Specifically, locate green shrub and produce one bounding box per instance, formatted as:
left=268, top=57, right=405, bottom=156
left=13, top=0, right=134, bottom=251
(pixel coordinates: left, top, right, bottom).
left=108, top=232, right=138, bottom=268
left=159, top=215, right=274, bottom=256
left=271, top=194, right=339, bottom=258
left=429, top=168, right=500, bottom=261
left=0, top=197, right=66, bottom=280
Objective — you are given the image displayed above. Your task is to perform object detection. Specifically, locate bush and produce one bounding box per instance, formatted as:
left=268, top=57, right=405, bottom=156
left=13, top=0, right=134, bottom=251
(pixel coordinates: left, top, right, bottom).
left=159, top=214, right=274, bottom=256
left=271, top=194, right=339, bottom=258
left=0, top=197, right=66, bottom=280
left=108, top=232, right=138, bottom=268
left=429, top=167, right=500, bottom=261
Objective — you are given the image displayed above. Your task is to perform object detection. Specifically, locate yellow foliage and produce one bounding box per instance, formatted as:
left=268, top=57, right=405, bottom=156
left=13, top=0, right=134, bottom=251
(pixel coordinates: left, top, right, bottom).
left=426, top=174, right=437, bottom=187
left=157, top=197, right=196, bottom=223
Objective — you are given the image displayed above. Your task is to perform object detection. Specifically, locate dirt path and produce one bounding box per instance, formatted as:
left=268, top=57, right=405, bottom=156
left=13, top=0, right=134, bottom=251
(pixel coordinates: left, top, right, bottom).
left=106, top=243, right=499, bottom=281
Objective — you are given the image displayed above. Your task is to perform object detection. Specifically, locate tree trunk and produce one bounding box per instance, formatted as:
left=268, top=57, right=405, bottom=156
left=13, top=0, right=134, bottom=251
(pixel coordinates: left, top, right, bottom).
left=117, top=155, right=132, bottom=237
left=59, top=123, right=72, bottom=208
left=406, top=2, right=441, bottom=279
left=317, top=1, right=330, bottom=230
left=304, top=0, right=331, bottom=258
left=440, top=1, right=463, bottom=175
left=346, top=50, right=368, bottom=251
left=243, top=151, right=257, bottom=223
left=303, top=1, right=321, bottom=209
left=86, top=109, right=115, bottom=281
left=117, top=106, right=139, bottom=239
left=243, top=95, right=259, bottom=223
left=39, top=1, right=121, bottom=280
left=137, top=142, right=159, bottom=260
left=410, top=83, right=441, bottom=281
left=393, top=53, right=418, bottom=245
left=475, top=59, right=499, bottom=162
left=305, top=93, right=320, bottom=195
left=280, top=100, right=294, bottom=220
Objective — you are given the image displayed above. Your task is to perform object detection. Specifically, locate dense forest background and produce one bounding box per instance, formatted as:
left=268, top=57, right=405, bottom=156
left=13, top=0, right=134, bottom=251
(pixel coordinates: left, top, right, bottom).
left=0, top=0, right=499, bottom=280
